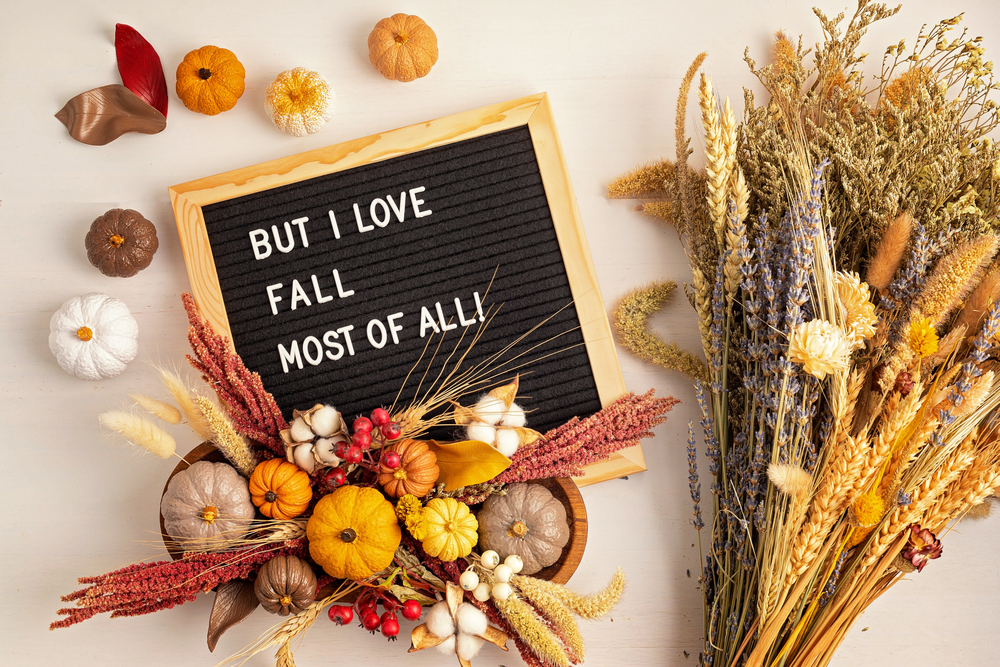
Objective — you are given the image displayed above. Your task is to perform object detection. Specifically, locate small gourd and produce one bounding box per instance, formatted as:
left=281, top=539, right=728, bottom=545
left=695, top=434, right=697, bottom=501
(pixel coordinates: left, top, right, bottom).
left=477, top=483, right=569, bottom=575
left=85, top=208, right=158, bottom=277
left=264, top=68, right=334, bottom=137
left=175, top=46, right=246, bottom=115
left=367, top=14, right=438, bottom=82
left=48, top=293, right=138, bottom=380
left=254, top=554, right=317, bottom=616
left=420, top=498, right=478, bottom=562
left=377, top=438, right=440, bottom=498
left=160, top=460, right=255, bottom=542
left=249, top=458, right=313, bottom=520
left=307, top=485, right=401, bottom=580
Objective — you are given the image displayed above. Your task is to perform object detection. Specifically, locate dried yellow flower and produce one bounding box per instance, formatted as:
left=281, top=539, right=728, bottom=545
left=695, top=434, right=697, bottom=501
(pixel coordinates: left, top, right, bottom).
left=908, top=318, right=939, bottom=358
left=851, top=492, right=885, bottom=528
left=835, top=271, right=878, bottom=349
left=395, top=494, right=422, bottom=521
left=788, top=319, right=851, bottom=379
left=405, top=512, right=429, bottom=541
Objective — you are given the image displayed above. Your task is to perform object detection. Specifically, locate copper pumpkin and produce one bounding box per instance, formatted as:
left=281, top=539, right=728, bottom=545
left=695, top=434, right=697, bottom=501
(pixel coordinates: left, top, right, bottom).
left=85, top=208, right=158, bottom=277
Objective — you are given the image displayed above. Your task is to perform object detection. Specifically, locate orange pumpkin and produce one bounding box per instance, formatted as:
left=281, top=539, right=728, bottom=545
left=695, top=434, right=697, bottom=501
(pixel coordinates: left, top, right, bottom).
left=367, top=14, right=438, bottom=82
left=175, top=45, right=246, bottom=115
left=249, top=459, right=313, bottom=519
left=378, top=439, right=440, bottom=498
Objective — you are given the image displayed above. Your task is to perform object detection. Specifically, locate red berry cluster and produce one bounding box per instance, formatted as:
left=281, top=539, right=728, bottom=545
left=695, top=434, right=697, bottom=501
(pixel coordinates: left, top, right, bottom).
left=321, top=407, right=404, bottom=490
left=327, top=592, right=421, bottom=641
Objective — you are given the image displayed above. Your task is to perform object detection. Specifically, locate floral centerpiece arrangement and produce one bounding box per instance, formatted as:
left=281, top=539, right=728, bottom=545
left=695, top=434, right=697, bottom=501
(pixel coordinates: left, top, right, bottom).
left=611, top=2, right=1000, bottom=665
left=51, top=293, right=677, bottom=667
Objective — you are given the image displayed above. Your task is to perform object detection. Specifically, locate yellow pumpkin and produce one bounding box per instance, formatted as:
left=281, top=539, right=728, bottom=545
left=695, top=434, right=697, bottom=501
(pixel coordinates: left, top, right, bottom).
left=307, top=486, right=401, bottom=580
left=264, top=68, right=334, bottom=137
left=249, top=458, right=313, bottom=520
left=367, top=14, right=438, bottom=82
left=420, top=498, right=478, bottom=561
left=176, top=46, right=246, bottom=115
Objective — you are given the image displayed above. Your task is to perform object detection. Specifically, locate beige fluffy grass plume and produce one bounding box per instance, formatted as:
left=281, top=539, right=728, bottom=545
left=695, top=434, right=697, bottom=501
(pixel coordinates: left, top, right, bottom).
left=130, top=394, right=182, bottom=424
left=866, top=212, right=912, bottom=292
left=953, top=267, right=1000, bottom=340
left=913, top=234, right=1000, bottom=327
left=98, top=411, right=176, bottom=459
left=158, top=367, right=213, bottom=440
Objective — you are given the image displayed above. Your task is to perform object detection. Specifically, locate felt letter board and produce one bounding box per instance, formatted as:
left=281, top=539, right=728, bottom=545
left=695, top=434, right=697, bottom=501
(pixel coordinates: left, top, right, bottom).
left=169, top=93, right=643, bottom=485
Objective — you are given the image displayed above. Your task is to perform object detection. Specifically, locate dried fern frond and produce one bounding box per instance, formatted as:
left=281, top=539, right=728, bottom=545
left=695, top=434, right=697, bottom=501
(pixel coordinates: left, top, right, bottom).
left=98, top=411, right=176, bottom=459
left=613, top=282, right=708, bottom=381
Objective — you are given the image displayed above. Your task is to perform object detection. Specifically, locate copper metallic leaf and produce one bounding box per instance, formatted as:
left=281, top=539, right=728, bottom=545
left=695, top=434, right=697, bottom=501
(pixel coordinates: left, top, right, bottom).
left=426, top=440, right=511, bottom=492
left=207, top=579, right=259, bottom=652
left=55, top=84, right=166, bottom=146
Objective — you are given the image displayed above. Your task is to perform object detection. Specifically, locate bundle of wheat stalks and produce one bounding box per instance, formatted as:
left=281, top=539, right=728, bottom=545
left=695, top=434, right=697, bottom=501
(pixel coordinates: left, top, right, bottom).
left=611, top=3, right=1000, bottom=666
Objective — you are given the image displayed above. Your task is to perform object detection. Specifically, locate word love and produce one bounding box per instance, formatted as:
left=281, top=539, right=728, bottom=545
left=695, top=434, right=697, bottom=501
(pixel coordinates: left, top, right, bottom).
left=248, top=186, right=432, bottom=260
left=276, top=292, right=485, bottom=374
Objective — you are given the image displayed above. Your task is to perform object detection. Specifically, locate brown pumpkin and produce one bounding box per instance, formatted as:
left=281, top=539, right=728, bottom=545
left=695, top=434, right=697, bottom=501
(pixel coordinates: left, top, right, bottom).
left=377, top=438, right=440, bottom=498
left=477, top=483, right=570, bottom=575
left=254, top=554, right=317, bottom=616
left=85, top=208, right=158, bottom=277
left=367, top=14, right=438, bottom=82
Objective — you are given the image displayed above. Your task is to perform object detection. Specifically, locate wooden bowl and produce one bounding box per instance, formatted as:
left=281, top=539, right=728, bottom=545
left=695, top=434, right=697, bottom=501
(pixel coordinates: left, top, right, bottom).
left=160, top=444, right=587, bottom=585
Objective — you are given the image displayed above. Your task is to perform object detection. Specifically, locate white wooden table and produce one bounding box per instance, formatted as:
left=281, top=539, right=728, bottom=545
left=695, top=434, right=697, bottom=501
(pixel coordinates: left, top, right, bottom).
left=2, top=1, right=997, bottom=665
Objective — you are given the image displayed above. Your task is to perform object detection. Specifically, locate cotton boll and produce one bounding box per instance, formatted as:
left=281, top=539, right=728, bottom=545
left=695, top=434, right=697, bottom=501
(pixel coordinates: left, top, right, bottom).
left=474, top=395, right=507, bottom=425
left=425, top=601, right=456, bottom=638
left=310, top=406, right=340, bottom=437
left=495, top=428, right=519, bottom=458
left=467, top=423, right=496, bottom=445
left=501, top=402, right=526, bottom=427
left=435, top=635, right=457, bottom=656
left=456, top=633, right=486, bottom=661
left=289, top=417, right=314, bottom=443
left=313, top=437, right=344, bottom=465
left=455, top=603, right=488, bottom=636
left=292, top=443, right=316, bottom=473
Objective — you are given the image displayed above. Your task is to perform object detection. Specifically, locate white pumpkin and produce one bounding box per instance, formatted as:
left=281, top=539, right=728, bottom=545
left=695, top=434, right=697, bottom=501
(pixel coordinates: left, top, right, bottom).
left=48, top=293, right=138, bottom=380
left=160, top=460, right=256, bottom=542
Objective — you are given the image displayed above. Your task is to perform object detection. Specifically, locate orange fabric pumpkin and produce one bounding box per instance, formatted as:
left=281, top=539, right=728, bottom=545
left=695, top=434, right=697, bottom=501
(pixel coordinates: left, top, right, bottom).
left=378, top=439, right=440, bottom=498
left=176, top=45, right=246, bottom=115
left=249, top=459, right=313, bottom=519
left=367, top=14, right=438, bottom=82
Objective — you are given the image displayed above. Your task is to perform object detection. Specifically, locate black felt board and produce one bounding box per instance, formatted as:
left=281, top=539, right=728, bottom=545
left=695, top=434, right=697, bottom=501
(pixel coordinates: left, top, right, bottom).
left=200, top=126, right=602, bottom=433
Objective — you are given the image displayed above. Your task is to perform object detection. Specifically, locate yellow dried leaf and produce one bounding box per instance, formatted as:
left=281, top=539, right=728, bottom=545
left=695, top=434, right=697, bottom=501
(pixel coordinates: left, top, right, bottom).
left=488, top=375, right=520, bottom=409
left=426, top=440, right=511, bottom=491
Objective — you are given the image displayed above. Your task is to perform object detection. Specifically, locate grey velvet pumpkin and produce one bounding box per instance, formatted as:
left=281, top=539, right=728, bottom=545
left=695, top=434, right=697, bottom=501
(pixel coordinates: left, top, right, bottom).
left=160, top=460, right=255, bottom=543
left=477, top=483, right=570, bottom=575
left=254, top=554, right=318, bottom=615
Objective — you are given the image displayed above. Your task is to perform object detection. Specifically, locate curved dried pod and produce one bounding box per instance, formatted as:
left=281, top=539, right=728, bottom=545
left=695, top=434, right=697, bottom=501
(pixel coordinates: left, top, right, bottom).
left=55, top=84, right=166, bottom=146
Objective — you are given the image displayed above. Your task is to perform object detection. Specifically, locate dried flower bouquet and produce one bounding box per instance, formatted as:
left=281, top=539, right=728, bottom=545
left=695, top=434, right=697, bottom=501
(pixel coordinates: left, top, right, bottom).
left=611, top=2, right=1000, bottom=666
left=52, top=293, right=677, bottom=667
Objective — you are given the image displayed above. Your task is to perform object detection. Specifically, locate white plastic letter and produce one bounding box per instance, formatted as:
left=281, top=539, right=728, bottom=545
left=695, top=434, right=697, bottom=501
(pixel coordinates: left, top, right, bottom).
left=290, top=279, right=312, bottom=310
left=410, top=186, right=432, bottom=218
left=455, top=297, right=476, bottom=327
left=272, top=222, right=295, bottom=253
left=387, top=192, right=407, bottom=221
left=323, top=330, right=345, bottom=361
left=370, top=198, right=390, bottom=228
left=436, top=301, right=458, bottom=332
left=302, top=336, right=323, bottom=366
left=387, top=312, right=405, bottom=344
left=278, top=340, right=303, bottom=373
left=311, top=274, right=333, bottom=304
left=337, top=325, right=356, bottom=356
left=333, top=269, right=355, bottom=298
left=291, top=217, right=309, bottom=247
left=328, top=210, right=341, bottom=239
left=419, top=306, right=440, bottom=338
left=266, top=283, right=284, bottom=315
left=354, top=203, right=374, bottom=232
left=250, top=229, right=272, bottom=260
left=367, top=319, right=388, bottom=349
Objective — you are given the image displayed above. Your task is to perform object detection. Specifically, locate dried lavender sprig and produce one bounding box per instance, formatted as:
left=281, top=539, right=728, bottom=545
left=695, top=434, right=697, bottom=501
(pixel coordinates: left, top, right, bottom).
left=688, top=422, right=705, bottom=529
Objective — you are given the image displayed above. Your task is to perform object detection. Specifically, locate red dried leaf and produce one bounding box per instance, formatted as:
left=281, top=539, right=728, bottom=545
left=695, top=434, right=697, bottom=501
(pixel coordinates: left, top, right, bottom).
left=114, top=24, right=168, bottom=118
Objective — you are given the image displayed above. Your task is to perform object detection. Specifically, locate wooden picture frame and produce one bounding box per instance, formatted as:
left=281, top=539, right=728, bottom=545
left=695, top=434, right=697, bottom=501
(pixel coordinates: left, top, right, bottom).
left=169, top=92, right=644, bottom=486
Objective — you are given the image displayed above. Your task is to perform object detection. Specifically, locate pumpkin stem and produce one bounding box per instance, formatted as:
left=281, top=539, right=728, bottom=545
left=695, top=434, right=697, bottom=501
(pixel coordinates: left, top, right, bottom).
left=279, top=595, right=292, bottom=607
left=201, top=505, right=219, bottom=524
left=265, top=491, right=278, bottom=503
left=394, top=469, right=408, bottom=480
left=511, top=521, right=528, bottom=538
left=394, top=32, right=409, bottom=44
left=340, top=528, right=358, bottom=543
left=76, top=326, right=94, bottom=342
left=108, top=234, right=125, bottom=247
left=198, top=68, right=212, bottom=80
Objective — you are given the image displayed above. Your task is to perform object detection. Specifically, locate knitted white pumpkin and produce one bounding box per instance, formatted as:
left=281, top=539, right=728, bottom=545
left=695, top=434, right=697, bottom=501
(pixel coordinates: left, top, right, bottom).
left=48, top=293, right=138, bottom=380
